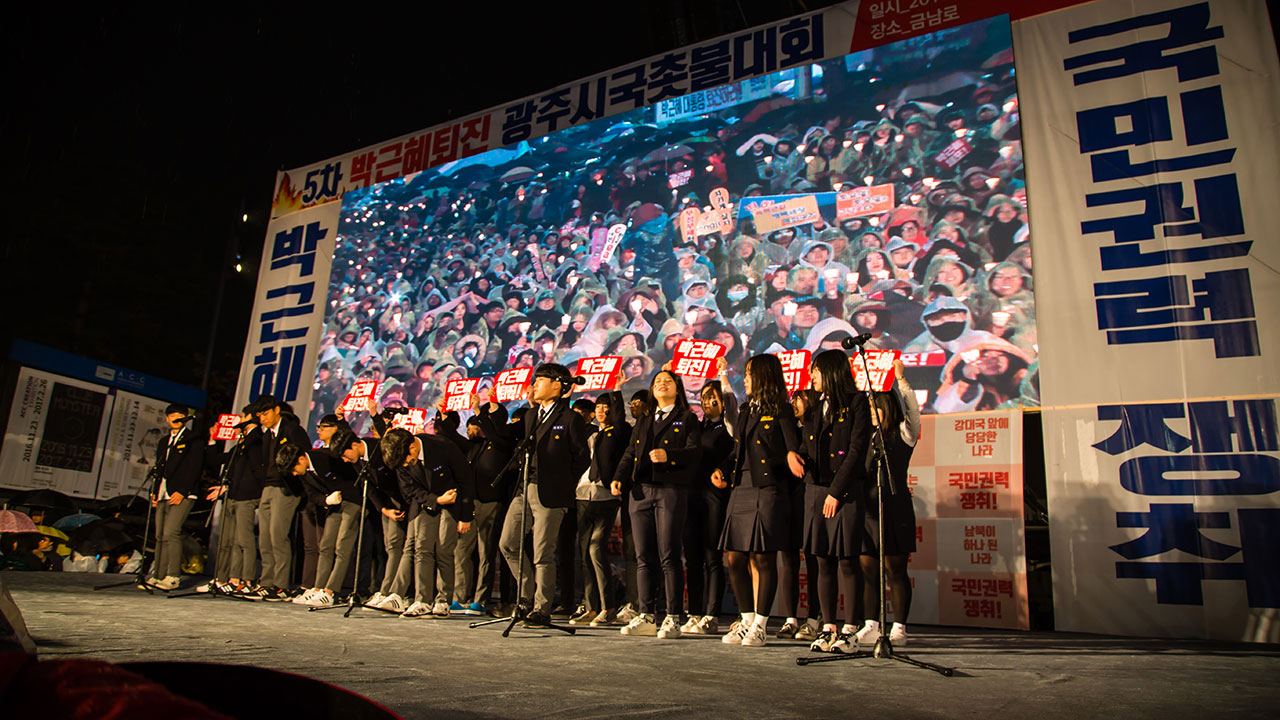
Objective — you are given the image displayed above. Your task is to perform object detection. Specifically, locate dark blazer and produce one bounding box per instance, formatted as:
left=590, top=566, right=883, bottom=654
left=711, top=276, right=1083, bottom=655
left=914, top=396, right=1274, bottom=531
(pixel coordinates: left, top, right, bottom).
left=730, top=403, right=800, bottom=489
left=589, top=392, right=632, bottom=487
left=349, top=437, right=400, bottom=511
left=299, top=450, right=351, bottom=511
left=259, top=414, right=312, bottom=495
left=461, top=403, right=515, bottom=504
left=612, top=405, right=702, bottom=489
left=802, top=394, right=872, bottom=503
left=153, top=426, right=207, bottom=498
left=396, top=433, right=475, bottom=521
left=522, top=399, right=591, bottom=509
left=220, top=432, right=266, bottom=502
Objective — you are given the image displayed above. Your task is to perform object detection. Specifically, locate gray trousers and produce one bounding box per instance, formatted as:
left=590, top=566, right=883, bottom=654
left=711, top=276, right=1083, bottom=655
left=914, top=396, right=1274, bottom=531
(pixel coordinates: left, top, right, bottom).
left=379, top=513, right=408, bottom=595
left=153, top=496, right=195, bottom=579
left=578, top=499, right=620, bottom=613
left=258, top=486, right=300, bottom=589
left=391, top=509, right=459, bottom=604
left=453, top=500, right=498, bottom=605
left=499, top=482, right=567, bottom=615
left=315, top=501, right=361, bottom=592
left=215, top=498, right=259, bottom=583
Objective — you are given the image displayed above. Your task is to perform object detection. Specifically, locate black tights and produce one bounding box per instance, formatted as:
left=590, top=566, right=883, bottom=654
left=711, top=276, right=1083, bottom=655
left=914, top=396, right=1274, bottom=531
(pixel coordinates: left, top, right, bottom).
left=858, top=553, right=911, bottom=624
left=815, top=556, right=860, bottom=626
left=777, top=550, right=819, bottom=619
left=726, top=550, right=778, bottom=616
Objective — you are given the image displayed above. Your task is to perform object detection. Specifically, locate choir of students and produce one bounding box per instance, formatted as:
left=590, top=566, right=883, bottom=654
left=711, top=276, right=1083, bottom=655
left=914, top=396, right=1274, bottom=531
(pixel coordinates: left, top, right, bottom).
left=192, top=352, right=919, bottom=653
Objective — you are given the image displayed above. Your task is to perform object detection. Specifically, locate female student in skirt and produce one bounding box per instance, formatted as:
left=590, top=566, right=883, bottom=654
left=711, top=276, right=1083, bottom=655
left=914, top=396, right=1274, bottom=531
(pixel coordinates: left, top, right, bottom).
left=801, top=349, right=873, bottom=653
left=833, top=358, right=920, bottom=648
left=715, top=354, right=804, bottom=648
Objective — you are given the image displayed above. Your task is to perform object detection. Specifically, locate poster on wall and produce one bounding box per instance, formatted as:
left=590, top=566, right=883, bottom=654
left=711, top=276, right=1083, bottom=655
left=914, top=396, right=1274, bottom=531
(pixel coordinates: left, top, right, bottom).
left=0, top=367, right=114, bottom=498
left=96, top=390, right=172, bottom=500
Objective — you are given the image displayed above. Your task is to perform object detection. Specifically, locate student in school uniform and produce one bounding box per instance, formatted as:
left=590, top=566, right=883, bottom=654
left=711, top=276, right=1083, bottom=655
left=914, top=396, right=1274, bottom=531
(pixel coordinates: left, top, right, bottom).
left=611, top=369, right=702, bottom=640
left=571, top=386, right=630, bottom=627
left=716, top=354, right=804, bottom=648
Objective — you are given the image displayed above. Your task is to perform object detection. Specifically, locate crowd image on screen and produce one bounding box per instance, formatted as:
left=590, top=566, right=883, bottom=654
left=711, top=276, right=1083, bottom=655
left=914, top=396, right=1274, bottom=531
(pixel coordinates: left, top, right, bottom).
left=311, top=18, right=1038, bottom=433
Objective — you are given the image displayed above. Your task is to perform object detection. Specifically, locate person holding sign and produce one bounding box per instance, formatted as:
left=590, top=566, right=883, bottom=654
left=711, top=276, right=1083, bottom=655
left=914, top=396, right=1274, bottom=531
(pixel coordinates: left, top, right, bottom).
left=715, top=355, right=803, bottom=647
left=801, top=349, right=873, bottom=653
left=611, top=369, right=702, bottom=640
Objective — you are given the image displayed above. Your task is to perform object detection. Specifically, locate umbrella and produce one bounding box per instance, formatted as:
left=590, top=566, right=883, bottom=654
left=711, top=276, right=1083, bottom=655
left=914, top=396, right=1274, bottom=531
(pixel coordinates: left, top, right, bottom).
left=0, top=509, right=38, bottom=534
left=35, top=525, right=72, bottom=557
left=450, top=164, right=496, bottom=184
left=437, top=141, right=531, bottom=175
left=69, top=519, right=136, bottom=557
left=742, top=96, right=795, bottom=124
left=6, top=488, right=78, bottom=510
left=641, top=144, right=695, bottom=165
left=895, top=71, right=980, bottom=101
left=100, top=494, right=150, bottom=515
left=500, top=166, right=538, bottom=184
left=52, top=512, right=101, bottom=530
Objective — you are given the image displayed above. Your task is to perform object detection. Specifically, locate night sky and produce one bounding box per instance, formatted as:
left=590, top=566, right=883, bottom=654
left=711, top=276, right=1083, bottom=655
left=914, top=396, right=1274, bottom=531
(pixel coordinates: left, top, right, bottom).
left=4, top=1, right=838, bottom=412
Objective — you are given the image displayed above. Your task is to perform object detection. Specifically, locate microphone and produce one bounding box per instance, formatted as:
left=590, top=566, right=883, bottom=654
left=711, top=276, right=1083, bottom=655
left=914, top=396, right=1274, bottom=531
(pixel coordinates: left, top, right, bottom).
left=234, top=418, right=257, bottom=430
left=841, top=333, right=874, bottom=349
left=173, top=415, right=197, bottom=423
left=570, top=375, right=588, bottom=386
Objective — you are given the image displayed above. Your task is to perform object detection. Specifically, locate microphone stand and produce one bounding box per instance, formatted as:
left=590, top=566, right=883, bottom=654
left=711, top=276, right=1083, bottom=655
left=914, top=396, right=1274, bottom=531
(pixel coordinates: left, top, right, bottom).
left=796, top=341, right=952, bottom=677
left=311, top=454, right=373, bottom=616
left=470, top=408, right=575, bottom=637
left=95, top=465, right=163, bottom=593
left=170, top=438, right=252, bottom=602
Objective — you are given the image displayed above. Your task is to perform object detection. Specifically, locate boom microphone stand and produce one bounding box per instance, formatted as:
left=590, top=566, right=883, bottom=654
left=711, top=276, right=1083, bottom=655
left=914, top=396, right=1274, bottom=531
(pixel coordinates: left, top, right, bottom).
left=797, top=339, right=952, bottom=677
left=170, top=438, right=251, bottom=602
left=311, top=456, right=373, bottom=616
left=470, top=409, right=574, bottom=637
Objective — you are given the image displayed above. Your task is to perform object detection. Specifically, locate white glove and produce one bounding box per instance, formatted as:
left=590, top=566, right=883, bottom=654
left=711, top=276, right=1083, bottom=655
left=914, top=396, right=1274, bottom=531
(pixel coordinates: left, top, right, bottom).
left=325, top=491, right=342, bottom=506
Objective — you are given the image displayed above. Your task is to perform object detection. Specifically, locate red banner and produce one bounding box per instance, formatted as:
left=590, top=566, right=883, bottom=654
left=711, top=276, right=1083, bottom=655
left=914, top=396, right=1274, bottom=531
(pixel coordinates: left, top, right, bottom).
left=339, top=380, right=378, bottom=414
left=900, top=351, right=946, bottom=367
left=573, top=356, right=623, bottom=391
left=835, top=183, right=895, bottom=219
left=934, top=137, right=974, bottom=170
left=774, top=349, right=811, bottom=396
left=493, top=367, right=533, bottom=403
left=671, top=339, right=726, bottom=378
left=390, top=407, right=429, bottom=434
left=851, top=349, right=900, bottom=392
left=213, top=414, right=243, bottom=441
left=443, top=378, right=480, bottom=412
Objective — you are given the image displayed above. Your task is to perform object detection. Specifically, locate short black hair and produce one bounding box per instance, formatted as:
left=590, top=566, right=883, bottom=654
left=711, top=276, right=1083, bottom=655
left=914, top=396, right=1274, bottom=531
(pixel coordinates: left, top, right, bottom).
left=246, top=394, right=281, bottom=414
left=381, top=428, right=414, bottom=468
left=328, top=428, right=361, bottom=459
left=630, top=391, right=650, bottom=404
left=317, top=414, right=340, bottom=427
left=164, top=403, right=189, bottom=417
left=534, top=363, right=574, bottom=396
left=275, top=442, right=306, bottom=477
left=572, top=399, right=596, bottom=413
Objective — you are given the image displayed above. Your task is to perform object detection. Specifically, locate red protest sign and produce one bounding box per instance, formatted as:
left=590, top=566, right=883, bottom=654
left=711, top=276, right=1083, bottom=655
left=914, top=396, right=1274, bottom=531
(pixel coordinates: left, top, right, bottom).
left=340, top=380, right=378, bottom=413
left=774, top=349, right=811, bottom=396
left=589, top=223, right=627, bottom=271
left=213, top=414, right=243, bottom=441
left=836, top=183, right=896, bottom=219
left=851, top=350, right=901, bottom=392
left=899, top=351, right=947, bottom=367
left=671, top=339, right=726, bottom=378
left=935, top=137, right=974, bottom=169
left=573, top=356, right=622, bottom=391
left=390, top=408, right=429, bottom=434
left=493, top=367, right=533, bottom=402
left=443, top=378, right=480, bottom=412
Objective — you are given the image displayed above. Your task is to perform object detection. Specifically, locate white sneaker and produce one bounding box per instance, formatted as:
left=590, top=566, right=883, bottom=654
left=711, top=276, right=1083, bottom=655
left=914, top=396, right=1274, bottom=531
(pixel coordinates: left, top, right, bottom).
left=432, top=601, right=451, bottom=617
left=194, top=581, right=214, bottom=594
left=614, top=603, right=639, bottom=625
left=620, top=613, right=657, bottom=636
left=401, top=601, right=433, bottom=618
left=305, top=591, right=335, bottom=607
left=589, top=609, right=613, bottom=627
left=679, top=616, right=700, bottom=633
left=830, top=630, right=859, bottom=654
left=810, top=627, right=839, bottom=653
left=741, top=623, right=767, bottom=647
left=699, top=615, right=719, bottom=634
left=855, top=621, right=882, bottom=648
left=292, top=588, right=319, bottom=605
left=379, top=593, right=408, bottom=613
left=657, top=615, right=682, bottom=640
left=721, top=620, right=749, bottom=644
left=889, top=622, right=907, bottom=647
left=366, top=592, right=387, bottom=607
left=795, top=618, right=821, bottom=642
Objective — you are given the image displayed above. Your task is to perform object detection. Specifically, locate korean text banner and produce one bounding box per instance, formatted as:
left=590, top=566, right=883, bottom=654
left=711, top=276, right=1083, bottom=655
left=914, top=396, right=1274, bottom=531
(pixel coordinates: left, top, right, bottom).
left=0, top=367, right=112, bottom=498
left=233, top=202, right=340, bottom=430
left=1014, top=0, right=1280, bottom=640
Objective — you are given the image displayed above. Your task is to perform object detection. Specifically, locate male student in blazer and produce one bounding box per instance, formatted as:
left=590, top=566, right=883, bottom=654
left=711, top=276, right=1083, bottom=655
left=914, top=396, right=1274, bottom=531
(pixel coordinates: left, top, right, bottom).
left=145, top=404, right=206, bottom=590
left=249, top=394, right=312, bottom=599
left=499, top=363, right=590, bottom=627
left=331, top=427, right=405, bottom=608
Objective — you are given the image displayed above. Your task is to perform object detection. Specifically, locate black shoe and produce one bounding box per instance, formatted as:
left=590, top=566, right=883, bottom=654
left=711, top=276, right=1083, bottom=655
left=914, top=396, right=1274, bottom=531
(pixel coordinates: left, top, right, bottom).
left=512, top=602, right=532, bottom=620
left=523, top=611, right=552, bottom=628
left=264, top=587, right=292, bottom=602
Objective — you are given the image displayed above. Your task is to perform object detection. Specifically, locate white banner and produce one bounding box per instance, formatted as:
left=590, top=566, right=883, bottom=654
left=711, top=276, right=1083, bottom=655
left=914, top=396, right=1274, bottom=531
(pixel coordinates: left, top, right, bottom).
left=95, top=390, right=172, bottom=500
left=0, top=367, right=113, bottom=498
left=232, top=202, right=340, bottom=429
left=1015, top=0, right=1280, bottom=640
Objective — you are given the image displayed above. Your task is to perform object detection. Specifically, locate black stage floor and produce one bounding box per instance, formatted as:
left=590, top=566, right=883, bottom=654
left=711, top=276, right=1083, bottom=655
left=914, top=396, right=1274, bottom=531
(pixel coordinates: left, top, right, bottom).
left=6, top=573, right=1279, bottom=718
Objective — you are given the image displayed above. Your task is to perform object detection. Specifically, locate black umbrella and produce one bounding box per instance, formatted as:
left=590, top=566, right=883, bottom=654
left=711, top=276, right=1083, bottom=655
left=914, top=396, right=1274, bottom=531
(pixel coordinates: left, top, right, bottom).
left=641, top=144, right=696, bottom=165
left=99, top=493, right=150, bottom=516
left=450, top=164, right=496, bottom=184
left=68, top=519, right=136, bottom=556
left=6, top=488, right=78, bottom=510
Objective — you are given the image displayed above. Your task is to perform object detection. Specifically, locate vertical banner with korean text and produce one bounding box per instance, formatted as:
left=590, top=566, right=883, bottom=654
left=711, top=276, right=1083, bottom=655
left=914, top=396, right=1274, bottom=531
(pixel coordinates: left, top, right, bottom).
left=232, top=200, right=340, bottom=430
left=1015, top=0, right=1280, bottom=640
left=0, top=367, right=114, bottom=498
left=907, top=411, right=1029, bottom=630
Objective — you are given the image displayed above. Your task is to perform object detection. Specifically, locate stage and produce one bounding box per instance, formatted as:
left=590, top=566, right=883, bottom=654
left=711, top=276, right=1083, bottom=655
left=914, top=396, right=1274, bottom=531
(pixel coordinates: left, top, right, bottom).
left=3, top=574, right=1275, bottom=718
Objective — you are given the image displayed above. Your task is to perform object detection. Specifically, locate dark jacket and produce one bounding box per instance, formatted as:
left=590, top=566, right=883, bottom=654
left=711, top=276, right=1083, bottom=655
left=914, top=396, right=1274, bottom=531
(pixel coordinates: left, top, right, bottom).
left=730, top=403, right=800, bottom=489
left=589, top=392, right=632, bottom=488
left=355, top=437, right=404, bottom=512
left=153, top=426, right=207, bottom=498
left=299, top=450, right=355, bottom=511
left=698, top=390, right=739, bottom=489
left=522, top=399, right=591, bottom=509
left=220, top=432, right=266, bottom=502
left=461, top=403, right=515, bottom=504
left=258, top=414, right=312, bottom=495
left=801, top=394, right=871, bottom=503
left=396, top=433, right=475, bottom=521
left=612, top=405, right=702, bottom=489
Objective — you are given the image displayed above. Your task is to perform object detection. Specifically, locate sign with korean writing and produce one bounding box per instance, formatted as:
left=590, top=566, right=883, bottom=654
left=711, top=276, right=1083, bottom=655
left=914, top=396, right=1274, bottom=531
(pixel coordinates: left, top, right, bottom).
left=390, top=408, right=429, bottom=435
left=1015, top=0, right=1280, bottom=641
left=835, top=183, right=896, bottom=219
left=493, top=367, right=534, bottom=403
left=589, top=224, right=627, bottom=272
left=905, top=410, right=1029, bottom=631
left=443, top=378, right=480, bottom=413
left=678, top=188, right=736, bottom=243
left=339, top=381, right=378, bottom=415
left=573, top=356, right=623, bottom=392
left=851, top=349, right=900, bottom=392
left=212, top=414, right=243, bottom=442
left=775, top=349, right=811, bottom=395
left=671, top=339, right=726, bottom=378
left=743, top=194, right=822, bottom=233
left=0, top=367, right=113, bottom=498
left=933, top=137, right=974, bottom=169
left=232, top=202, right=338, bottom=431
